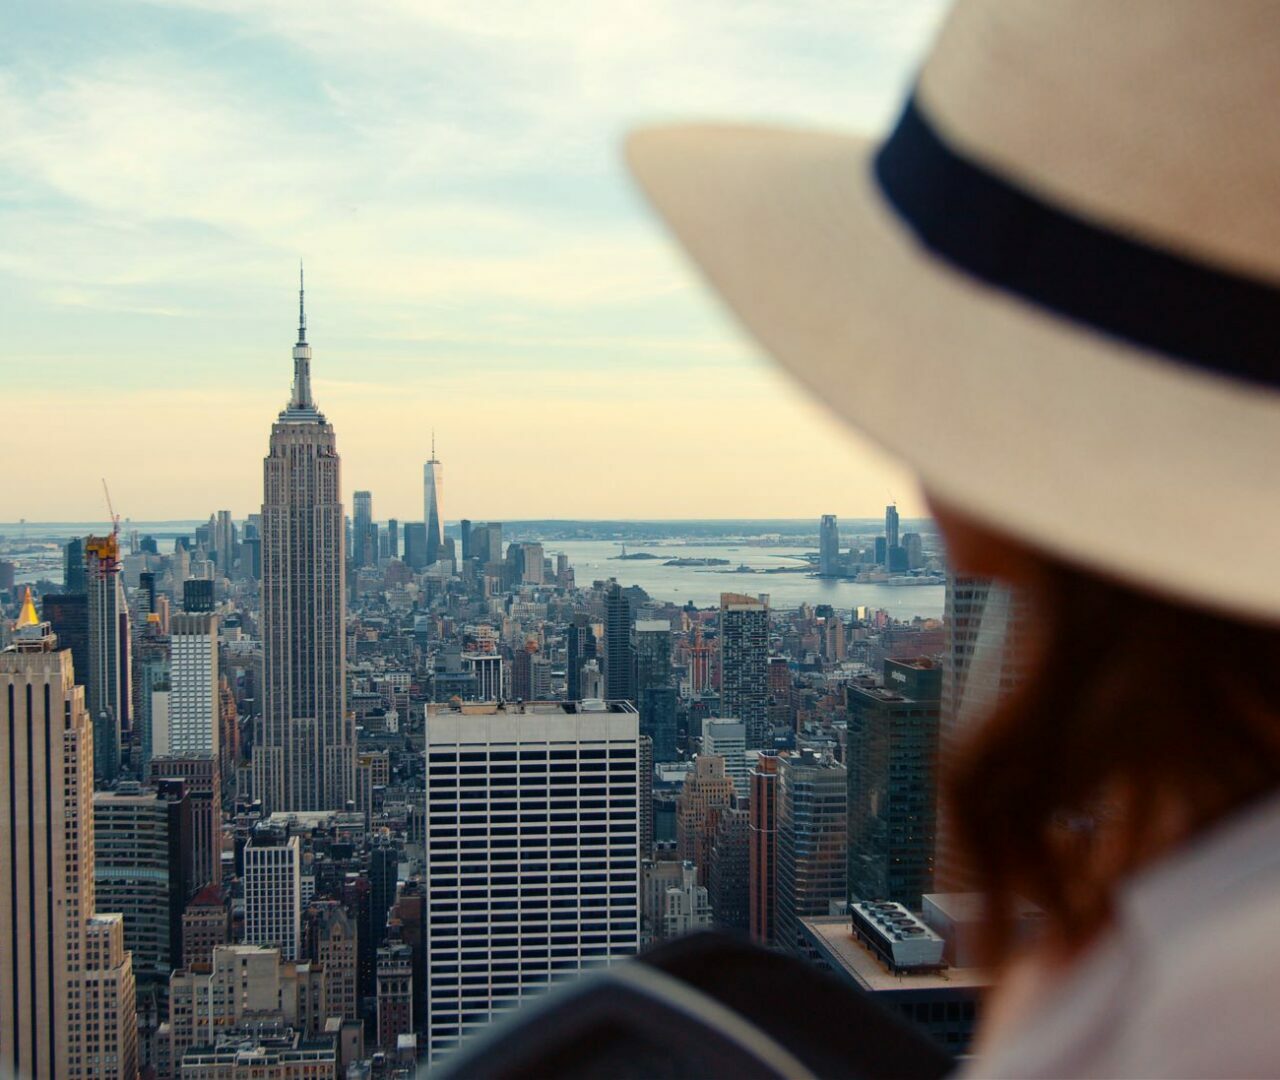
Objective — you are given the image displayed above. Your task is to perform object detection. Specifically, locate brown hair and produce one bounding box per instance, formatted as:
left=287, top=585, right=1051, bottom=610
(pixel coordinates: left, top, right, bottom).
left=947, top=558, right=1280, bottom=966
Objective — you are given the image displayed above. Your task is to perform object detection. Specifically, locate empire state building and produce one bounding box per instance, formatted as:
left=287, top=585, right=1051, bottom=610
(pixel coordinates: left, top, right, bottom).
left=255, top=271, right=352, bottom=812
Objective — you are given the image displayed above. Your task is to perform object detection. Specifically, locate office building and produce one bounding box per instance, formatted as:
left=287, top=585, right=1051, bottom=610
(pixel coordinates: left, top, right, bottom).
left=604, top=581, right=635, bottom=703
left=638, top=734, right=654, bottom=859
left=885, top=503, right=900, bottom=554
left=424, top=440, right=444, bottom=567
left=819, top=514, right=841, bottom=576
left=149, top=754, right=221, bottom=890
left=799, top=908, right=987, bottom=1053
left=518, top=542, right=543, bottom=586
left=703, top=718, right=749, bottom=799
left=657, top=862, right=712, bottom=941
left=719, top=593, right=770, bottom=748
left=170, top=611, right=219, bottom=756
left=214, top=510, right=235, bottom=575
left=353, top=490, right=374, bottom=567
left=708, top=805, right=750, bottom=932
left=377, top=941, right=414, bottom=1050
left=641, top=860, right=693, bottom=943
left=182, top=577, right=214, bottom=613
left=422, top=701, right=641, bottom=1063
left=459, top=519, right=472, bottom=562
left=463, top=653, right=503, bottom=702
left=182, top=885, right=232, bottom=968
left=93, top=780, right=193, bottom=983
left=847, top=659, right=942, bottom=909
left=564, top=614, right=597, bottom=703
left=133, top=625, right=170, bottom=776
left=386, top=517, right=399, bottom=560
left=86, top=531, right=131, bottom=783
left=64, top=537, right=87, bottom=593
left=403, top=522, right=428, bottom=570
left=675, top=754, right=735, bottom=883
left=748, top=754, right=781, bottom=946
left=244, top=833, right=302, bottom=961
left=178, top=1026, right=337, bottom=1077
left=305, top=900, right=358, bottom=1022
left=634, top=619, right=671, bottom=696
left=902, top=531, right=924, bottom=570
left=634, top=616, right=675, bottom=752
left=639, top=685, right=678, bottom=762
left=472, top=521, right=493, bottom=567
left=257, top=273, right=353, bottom=813
left=936, top=575, right=1026, bottom=891
left=775, top=750, right=847, bottom=954
left=168, top=944, right=328, bottom=1066
left=0, top=599, right=138, bottom=1078
left=41, top=591, right=89, bottom=694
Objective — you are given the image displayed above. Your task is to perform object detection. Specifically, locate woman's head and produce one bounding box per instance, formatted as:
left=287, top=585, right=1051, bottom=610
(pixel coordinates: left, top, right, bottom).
left=932, top=498, right=1280, bottom=966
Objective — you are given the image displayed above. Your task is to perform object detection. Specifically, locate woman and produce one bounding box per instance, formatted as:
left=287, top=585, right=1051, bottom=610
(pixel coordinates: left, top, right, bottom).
left=628, top=1, right=1280, bottom=1076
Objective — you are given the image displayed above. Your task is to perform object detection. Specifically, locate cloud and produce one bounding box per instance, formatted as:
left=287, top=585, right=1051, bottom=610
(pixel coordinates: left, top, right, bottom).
left=0, top=0, right=945, bottom=518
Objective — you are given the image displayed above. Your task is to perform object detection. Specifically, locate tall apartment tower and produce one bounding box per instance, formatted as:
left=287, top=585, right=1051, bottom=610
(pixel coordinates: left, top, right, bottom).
left=603, top=581, right=635, bottom=703
left=86, top=532, right=130, bottom=784
left=1, top=597, right=138, bottom=1078
left=424, top=435, right=444, bottom=567
left=243, top=833, right=302, bottom=961
left=719, top=593, right=770, bottom=749
left=818, top=514, right=841, bottom=576
left=422, top=701, right=641, bottom=1064
left=257, top=271, right=352, bottom=813
left=885, top=503, right=900, bottom=553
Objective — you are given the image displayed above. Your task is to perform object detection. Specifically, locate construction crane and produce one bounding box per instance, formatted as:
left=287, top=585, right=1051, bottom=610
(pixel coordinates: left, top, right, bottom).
left=102, top=478, right=120, bottom=537
left=86, top=479, right=122, bottom=577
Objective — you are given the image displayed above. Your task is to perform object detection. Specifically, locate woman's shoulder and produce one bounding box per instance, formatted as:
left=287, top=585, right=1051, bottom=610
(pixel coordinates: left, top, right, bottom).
left=1112, top=877, right=1280, bottom=1078
left=971, top=793, right=1280, bottom=1078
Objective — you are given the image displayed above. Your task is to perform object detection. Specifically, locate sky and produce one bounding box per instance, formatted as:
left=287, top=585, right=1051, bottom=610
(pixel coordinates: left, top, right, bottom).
left=1, top=0, right=948, bottom=523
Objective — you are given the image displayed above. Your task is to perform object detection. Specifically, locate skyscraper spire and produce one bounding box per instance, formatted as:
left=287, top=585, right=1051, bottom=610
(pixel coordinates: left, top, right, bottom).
left=288, top=263, right=316, bottom=414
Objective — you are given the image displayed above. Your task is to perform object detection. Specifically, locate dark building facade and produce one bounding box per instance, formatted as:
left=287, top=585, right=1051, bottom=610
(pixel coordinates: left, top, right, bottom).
left=604, top=581, right=635, bottom=703
left=639, top=685, right=678, bottom=763
left=42, top=592, right=89, bottom=692
left=403, top=522, right=428, bottom=569
left=846, top=658, right=942, bottom=909
left=709, top=806, right=750, bottom=933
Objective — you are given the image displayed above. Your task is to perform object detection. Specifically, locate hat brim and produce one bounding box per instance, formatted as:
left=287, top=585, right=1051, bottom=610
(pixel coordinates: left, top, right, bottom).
left=626, top=124, right=1280, bottom=624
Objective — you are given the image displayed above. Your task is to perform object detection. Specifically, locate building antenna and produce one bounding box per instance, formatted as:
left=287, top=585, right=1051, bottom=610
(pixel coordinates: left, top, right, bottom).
left=298, top=260, right=307, bottom=343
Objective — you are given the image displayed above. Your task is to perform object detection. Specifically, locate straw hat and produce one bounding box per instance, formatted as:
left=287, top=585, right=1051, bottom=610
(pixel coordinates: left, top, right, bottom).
left=626, top=0, right=1280, bottom=623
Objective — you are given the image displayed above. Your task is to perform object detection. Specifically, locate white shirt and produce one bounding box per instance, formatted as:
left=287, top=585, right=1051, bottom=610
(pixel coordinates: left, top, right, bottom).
left=965, top=790, right=1280, bottom=1079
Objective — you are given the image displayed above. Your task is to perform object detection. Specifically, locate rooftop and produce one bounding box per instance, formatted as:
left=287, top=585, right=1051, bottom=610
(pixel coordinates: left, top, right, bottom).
left=425, top=698, right=638, bottom=716
left=800, top=916, right=990, bottom=993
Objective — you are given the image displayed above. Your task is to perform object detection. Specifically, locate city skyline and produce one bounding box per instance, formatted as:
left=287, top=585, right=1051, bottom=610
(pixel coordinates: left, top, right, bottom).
left=0, top=1, right=946, bottom=522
